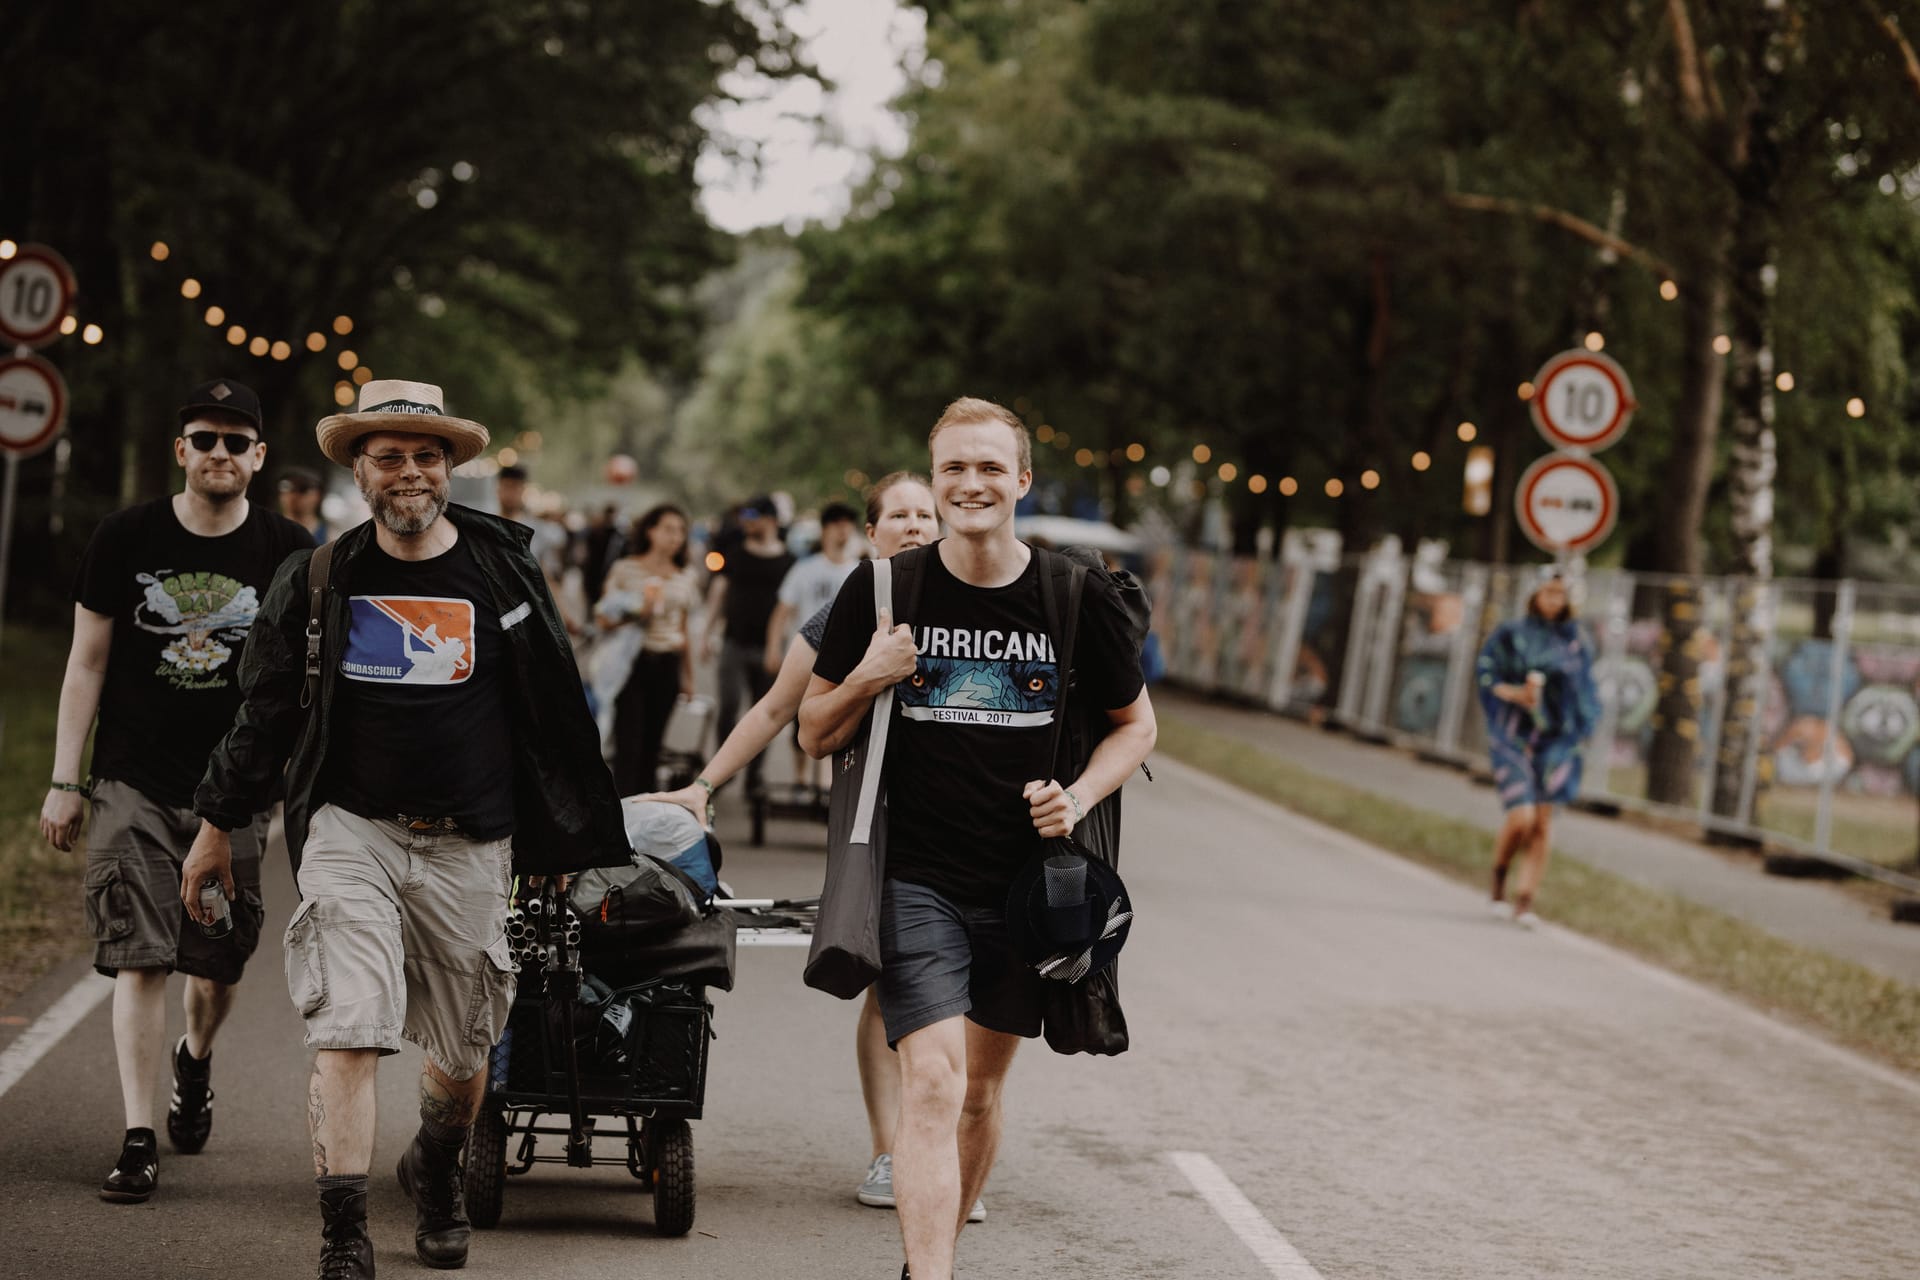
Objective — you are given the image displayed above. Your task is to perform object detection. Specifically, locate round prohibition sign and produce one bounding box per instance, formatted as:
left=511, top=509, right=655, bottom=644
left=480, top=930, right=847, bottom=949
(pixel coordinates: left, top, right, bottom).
left=1515, top=451, right=1618, bottom=556
left=0, top=354, right=70, bottom=457
left=0, top=244, right=78, bottom=348
left=1529, top=349, right=1636, bottom=453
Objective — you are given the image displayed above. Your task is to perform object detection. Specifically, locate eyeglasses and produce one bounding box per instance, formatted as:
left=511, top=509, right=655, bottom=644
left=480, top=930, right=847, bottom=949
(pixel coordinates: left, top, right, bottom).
left=184, top=429, right=260, bottom=455
left=359, top=448, right=448, bottom=471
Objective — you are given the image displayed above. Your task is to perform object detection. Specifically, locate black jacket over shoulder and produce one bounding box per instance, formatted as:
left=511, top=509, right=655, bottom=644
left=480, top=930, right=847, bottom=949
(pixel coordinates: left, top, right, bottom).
left=194, top=505, right=632, bottom=879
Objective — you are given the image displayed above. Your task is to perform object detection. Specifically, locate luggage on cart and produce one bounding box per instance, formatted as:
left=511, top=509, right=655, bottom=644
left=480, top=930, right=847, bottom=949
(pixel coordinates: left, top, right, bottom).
left=467, top=847, right=735, bottom=1236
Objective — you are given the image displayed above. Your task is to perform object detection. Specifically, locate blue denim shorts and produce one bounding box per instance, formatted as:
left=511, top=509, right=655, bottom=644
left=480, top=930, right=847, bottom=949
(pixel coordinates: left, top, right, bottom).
left=876, top=878, right=1045, bottom=1047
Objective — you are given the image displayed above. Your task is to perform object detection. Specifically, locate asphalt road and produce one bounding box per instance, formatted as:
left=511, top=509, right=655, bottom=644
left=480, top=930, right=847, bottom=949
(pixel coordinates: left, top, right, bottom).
left=2, top=756, right=1916, bottom=1279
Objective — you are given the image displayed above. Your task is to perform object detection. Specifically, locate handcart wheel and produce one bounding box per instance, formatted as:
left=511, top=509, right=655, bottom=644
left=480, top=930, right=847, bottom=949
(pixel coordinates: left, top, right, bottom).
left=464, top=1106, right=509, bottom=1229
left=750, top=793, right=768, bottom=847
left=648, top=1117, right=696, bottom=1236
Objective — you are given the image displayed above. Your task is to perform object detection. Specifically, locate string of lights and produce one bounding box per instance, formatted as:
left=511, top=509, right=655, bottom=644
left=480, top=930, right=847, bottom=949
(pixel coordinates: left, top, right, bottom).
left=1030, top=312, right=1871, bottom=502
left=0, top=236, right=373, bottom=409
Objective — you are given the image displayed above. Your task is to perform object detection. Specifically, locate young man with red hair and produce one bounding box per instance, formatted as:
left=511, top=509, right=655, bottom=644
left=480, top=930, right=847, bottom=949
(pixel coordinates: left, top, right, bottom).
left=801, top=397, right=1156, bottom=1280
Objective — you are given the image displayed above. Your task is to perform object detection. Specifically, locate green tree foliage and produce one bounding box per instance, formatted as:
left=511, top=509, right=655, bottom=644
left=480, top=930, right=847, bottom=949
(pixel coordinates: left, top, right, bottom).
left=777, top=0, right=1920, bottom=575
left=0, top=0, right=795, bottom=615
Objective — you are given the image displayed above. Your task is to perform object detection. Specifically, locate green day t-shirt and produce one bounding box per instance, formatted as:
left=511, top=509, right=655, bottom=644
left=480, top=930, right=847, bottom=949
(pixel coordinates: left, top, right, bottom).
left=73, top=497, right=313, bottom=808
left=813, top=548, right=1143, bottom=906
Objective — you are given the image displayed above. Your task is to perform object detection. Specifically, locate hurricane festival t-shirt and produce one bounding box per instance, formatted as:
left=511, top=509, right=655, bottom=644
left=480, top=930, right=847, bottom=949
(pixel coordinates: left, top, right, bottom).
left=73, top=497, right=312, bottom=808
left=814, top=547, right=1142, bottom=906
left=327, top=534, right=516, bottom=838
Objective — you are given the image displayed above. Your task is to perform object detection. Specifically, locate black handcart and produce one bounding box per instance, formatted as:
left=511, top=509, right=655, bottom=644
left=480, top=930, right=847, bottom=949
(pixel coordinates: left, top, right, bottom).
left=463, top=881, right=739, bottom=1236
left=460, top=853, right=818, bottom=1238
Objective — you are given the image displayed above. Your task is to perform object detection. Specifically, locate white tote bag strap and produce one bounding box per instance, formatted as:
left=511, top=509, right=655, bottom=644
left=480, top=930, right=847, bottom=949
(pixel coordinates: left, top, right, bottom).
left=851, top=559, right=895, bottom=845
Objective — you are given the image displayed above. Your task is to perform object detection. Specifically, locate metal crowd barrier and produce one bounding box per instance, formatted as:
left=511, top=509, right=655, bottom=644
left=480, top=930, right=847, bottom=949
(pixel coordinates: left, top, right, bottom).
left=1143, top=541, right=1920, bottom=891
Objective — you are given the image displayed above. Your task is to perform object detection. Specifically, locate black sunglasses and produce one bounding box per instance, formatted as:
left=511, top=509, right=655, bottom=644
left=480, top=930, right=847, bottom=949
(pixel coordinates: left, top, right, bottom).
left=184, top=429, right=261, bottom=455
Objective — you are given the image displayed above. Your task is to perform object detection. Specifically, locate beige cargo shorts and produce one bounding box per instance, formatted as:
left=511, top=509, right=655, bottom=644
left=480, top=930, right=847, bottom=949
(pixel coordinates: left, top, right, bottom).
left=286, top=804, right=517, bottom=1078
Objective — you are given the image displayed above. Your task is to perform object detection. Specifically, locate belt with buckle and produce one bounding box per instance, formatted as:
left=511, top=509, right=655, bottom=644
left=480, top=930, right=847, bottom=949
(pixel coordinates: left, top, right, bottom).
left=396, top=813, right=461, bottom=833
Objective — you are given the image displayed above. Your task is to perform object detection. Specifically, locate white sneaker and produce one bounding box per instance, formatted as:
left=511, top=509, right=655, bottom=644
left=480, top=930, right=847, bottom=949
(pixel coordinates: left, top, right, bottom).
left=967, top=1198, right=986, bottom=1223
left=1514, top=910, right=1540, bottom=930
left=1488, top=899, right=1511, bottom=920
left=858, top=1153, right=894, bottom=1207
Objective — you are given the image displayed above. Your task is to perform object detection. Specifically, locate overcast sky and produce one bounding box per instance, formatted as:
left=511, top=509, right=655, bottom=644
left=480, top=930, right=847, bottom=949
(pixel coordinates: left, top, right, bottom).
left=696, top=0, right=925, bottom=234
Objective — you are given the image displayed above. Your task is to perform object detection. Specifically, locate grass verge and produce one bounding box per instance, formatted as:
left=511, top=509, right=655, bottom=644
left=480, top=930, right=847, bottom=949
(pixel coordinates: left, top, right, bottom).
left=1155, top=714, right=1920, bottom=1076
left=0, top=625, right=87, bottom=1009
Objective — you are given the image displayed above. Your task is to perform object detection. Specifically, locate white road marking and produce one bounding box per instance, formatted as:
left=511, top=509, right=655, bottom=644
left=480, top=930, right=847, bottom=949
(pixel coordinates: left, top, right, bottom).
left=1156, top=754, right=1920, bottom=1102
left=0, top=974, right=112, bottom=1102
left=1168, top=1151, right=1326, bottom=1278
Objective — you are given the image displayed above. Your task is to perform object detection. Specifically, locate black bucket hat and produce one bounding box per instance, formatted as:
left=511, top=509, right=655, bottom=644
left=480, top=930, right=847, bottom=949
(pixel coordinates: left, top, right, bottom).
left=1004, top=842, right=1132, bottom=983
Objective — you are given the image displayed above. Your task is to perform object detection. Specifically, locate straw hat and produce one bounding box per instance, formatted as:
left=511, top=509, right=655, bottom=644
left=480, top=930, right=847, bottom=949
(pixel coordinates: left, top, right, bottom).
left=315, top=379, right=489, bottom=468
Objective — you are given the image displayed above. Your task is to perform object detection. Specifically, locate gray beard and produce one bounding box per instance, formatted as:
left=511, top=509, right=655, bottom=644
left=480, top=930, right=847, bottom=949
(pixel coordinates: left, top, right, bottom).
left=363, top=482, right=448, bottom=536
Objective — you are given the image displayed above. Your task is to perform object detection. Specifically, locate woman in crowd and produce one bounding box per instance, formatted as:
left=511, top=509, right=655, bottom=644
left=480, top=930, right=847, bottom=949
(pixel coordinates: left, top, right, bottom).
left=643, top=473, right=984, bottom=1221
left=1475, top=566, right=1600, bottom=927
left=598, top=504, right=701, bottom=794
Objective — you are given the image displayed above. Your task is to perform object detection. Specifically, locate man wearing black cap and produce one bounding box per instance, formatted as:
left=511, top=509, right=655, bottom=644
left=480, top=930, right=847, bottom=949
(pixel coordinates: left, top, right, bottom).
left=38, top=378, right=312, bottom=1205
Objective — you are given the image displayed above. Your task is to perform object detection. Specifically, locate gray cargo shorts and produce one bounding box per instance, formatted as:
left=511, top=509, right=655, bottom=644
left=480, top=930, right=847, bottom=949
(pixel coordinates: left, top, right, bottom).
left=286, top=804, right=517, bottom=1079
left=84, top=778, right=267, bottom=984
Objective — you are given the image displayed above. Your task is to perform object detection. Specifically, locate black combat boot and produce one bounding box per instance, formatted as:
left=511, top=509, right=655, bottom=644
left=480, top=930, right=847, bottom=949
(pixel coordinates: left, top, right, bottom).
left=318, top=1179, right=375, bottom=1280
left=396, top=1133, right=471, bottom=1269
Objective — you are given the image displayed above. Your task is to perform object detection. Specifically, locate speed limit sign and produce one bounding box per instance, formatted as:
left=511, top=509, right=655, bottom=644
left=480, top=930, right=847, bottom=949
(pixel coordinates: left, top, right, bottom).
left=0, top=244, right=78, bottom=348
left=1529, top=350, right=1636, bottom=453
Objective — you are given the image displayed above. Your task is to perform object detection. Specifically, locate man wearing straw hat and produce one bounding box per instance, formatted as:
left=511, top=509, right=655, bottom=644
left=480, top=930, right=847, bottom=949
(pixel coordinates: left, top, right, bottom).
left=182, top=379, right=630, bottom=1278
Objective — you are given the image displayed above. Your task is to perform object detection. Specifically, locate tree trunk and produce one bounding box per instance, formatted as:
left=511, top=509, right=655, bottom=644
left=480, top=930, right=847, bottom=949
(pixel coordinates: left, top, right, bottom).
left=1641, top=256, right=1730, bottom=807
left=1708, top=0, right=1786, bottom=822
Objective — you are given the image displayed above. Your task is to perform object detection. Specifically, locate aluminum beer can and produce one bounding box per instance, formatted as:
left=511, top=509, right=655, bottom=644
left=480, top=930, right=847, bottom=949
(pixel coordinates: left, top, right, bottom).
left=199, top=880, right=233, bottom=939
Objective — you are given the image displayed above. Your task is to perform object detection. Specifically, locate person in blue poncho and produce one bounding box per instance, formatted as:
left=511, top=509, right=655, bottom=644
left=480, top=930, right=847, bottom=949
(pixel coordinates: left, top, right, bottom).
left=1476, top=567, right=1600, bottom=927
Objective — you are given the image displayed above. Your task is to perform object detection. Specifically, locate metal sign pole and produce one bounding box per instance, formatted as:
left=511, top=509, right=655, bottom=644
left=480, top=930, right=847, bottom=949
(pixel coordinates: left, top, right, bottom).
left=0, top=448, right=19, bottom=658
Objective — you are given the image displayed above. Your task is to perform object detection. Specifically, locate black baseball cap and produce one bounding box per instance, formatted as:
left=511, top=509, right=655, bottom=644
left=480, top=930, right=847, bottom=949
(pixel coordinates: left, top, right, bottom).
left=740, top=495, right=778, bottom=522
left=178, top=378, right=263, bottom=432
left=498, top=464, right=530, bottom=482
left=277, top=466, right=322, bottom=493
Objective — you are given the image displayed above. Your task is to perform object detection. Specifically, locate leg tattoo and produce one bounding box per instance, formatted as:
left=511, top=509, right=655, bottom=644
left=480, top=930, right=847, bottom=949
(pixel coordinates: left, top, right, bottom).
left=309, top=1075, right=329, bottom=1176
left=419, top=1070, right=469, bottom=1127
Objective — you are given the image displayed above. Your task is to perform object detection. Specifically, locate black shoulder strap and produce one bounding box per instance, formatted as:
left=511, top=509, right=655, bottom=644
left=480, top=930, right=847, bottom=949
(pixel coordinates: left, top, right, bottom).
left=1034, top=547, right=1087, bottom=780
left=890, top=544, right=931, bottom=628
left=301, top=539, right=336, bottom=710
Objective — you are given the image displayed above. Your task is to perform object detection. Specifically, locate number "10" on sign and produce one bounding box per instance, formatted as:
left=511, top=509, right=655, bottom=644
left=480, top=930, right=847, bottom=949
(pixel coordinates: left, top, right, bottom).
left=0, top=245, right=78, bottom=349
left=1529, top=350, right=1636, bottom=454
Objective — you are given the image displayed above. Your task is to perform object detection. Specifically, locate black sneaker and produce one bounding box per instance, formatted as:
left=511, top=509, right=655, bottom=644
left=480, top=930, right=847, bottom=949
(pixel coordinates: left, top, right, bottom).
left=318, top=1183, right=375, bottom=1280
left=396, top=1135, right=470, bottom=1269
left=167, top=1036, right=214, bottom=1154
left=99, top=1130, right=157, bottom=1203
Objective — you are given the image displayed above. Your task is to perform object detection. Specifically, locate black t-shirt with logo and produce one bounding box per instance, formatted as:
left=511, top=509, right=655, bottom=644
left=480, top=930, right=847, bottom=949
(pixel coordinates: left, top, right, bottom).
left=326, top=534, right=516, bottom=838
left=813, top=547, right=1143, bottom=906
left=73, top=497, right=312, bottom=808
left=720, top=546, right=796, bottom=645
